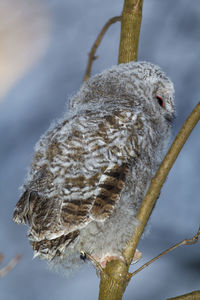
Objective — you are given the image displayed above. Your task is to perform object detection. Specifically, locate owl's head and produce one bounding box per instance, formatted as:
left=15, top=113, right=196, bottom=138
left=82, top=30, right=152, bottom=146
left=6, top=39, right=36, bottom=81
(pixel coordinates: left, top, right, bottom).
left=69, top=61, right=175, bottom=124
left=134, top=61, right=176, bottom=124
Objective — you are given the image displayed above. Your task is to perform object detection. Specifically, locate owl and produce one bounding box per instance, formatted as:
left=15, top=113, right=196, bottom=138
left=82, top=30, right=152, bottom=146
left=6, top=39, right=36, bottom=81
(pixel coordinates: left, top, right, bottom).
left=13, top=61, right=175, bottom=272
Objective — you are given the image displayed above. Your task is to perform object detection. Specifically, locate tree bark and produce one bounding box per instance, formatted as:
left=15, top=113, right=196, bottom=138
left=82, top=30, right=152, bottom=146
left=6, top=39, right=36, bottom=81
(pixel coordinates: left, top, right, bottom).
left=118, top=0, right=143, bottom=64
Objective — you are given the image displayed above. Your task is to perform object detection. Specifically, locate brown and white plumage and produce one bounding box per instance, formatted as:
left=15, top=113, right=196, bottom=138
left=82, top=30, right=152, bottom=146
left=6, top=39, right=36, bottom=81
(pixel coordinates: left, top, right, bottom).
left=13, top=61, right=175, bottom=272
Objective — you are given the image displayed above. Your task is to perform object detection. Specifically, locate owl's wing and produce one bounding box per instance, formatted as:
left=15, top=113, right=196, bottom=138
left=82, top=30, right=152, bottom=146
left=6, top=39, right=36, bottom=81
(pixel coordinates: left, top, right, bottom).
left=90, top=162, right=129, bottom=220
left=14, top=190, right=63, bottom=238
left=14, top=189, right=81, bottom=259
left=60, top=197, right=94, bottom=231
left=60, top=112, right=132, bottom=228
left=60, top=162, right=129, bottom=231
left=13, top=190, right=30, bottom=224
left=14, top=112, right=131, bottom=244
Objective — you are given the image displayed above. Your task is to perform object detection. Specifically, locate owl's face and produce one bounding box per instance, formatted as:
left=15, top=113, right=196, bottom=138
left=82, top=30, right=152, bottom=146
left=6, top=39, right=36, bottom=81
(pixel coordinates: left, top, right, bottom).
left=126, top=61, right=175, bottom=125
left=148, top=77, right=175, bottom=124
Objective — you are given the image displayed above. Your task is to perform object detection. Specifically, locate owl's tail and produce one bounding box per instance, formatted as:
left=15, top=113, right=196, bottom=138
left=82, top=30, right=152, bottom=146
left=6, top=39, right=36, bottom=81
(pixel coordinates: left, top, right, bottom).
left=30, top=230, right=80, bottom=261
left=13, top=190, right=39, bottom=224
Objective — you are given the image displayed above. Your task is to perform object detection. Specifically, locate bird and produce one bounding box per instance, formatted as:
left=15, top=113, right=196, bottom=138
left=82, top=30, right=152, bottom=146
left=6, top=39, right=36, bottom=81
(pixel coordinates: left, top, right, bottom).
left=13, top=61, right=175, bottom=273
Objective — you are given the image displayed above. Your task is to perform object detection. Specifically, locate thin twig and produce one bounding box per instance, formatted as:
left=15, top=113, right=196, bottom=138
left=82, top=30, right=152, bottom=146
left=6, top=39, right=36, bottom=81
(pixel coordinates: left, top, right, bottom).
left=134, top=0, right=142, bottom=11
left=131, top=227, right=200, bottom=277
left=0, top=254, right=21, bottom=278
left=0, top=254, right=4, bottom=264
left=167, top=290, right=200, bottom=300
left=84, top=251, right=105, bottom=273
left=83, top=16, right=121, bottom=82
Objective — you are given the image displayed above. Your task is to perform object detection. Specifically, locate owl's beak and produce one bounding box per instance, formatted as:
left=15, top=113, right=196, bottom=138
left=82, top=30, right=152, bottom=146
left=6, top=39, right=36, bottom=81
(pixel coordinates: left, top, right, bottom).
left=165, top=111, right=176, bottom=124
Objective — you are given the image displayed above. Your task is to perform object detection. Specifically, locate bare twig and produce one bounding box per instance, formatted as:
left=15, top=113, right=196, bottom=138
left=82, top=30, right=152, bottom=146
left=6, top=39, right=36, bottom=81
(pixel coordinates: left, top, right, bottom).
left=0, top=254, right=21, bottom=278
left=0, top=254, right=4, bottom=264
left=84, top=251, right=105, bottom=273
left=131, top=227, right=200, bottom=277
left=167, top=290, right=200, bottom=300
left=83, top=16, right=121, bottom=82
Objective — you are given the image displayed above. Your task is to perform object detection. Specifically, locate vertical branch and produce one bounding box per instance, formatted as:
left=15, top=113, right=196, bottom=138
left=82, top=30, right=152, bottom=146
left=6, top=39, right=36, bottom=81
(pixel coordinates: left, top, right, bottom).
left=118, top=0, right=143, bottom=64
left=98, top=1, right=144, bottom=299
left=98, top=260, right=130, bottom=300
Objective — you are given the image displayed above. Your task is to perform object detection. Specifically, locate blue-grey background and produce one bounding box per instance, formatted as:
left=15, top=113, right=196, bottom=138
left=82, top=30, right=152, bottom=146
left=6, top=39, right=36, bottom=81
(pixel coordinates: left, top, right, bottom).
left=0, top=0, right=200, bottom=299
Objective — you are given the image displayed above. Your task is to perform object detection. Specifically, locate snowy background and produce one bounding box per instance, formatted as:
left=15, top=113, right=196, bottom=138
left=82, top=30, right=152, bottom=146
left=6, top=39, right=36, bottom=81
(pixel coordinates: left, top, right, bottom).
left=0, top=0, right=200, bottom=299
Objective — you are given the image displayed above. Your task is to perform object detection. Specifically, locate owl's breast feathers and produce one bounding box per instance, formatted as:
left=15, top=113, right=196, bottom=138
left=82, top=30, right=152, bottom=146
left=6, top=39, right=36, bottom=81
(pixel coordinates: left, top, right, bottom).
left=13, top=110, right=153, bottom=260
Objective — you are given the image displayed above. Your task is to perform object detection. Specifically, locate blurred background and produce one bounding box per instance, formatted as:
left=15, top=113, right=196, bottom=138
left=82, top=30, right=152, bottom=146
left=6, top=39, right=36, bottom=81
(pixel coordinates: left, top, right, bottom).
left=0, top=0, right=199, bottom=299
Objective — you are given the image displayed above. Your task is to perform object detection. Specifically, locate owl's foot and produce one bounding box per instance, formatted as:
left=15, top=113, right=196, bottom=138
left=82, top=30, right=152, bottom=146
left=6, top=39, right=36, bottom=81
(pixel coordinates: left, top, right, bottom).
left=82, top=248, right=142, bottom=271
left=82, top=251, right=124, bottom=271
left=99, top=249, right=142, bottom=268
left=99, top=254, right=125, bottom=268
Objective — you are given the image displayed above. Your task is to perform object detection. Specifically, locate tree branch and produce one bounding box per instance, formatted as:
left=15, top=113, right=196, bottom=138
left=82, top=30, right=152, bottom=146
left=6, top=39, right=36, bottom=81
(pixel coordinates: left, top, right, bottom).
left=0, top=254, right=21, bottom=278
left=118, top=0, right=143, bottom=63
left=0, top=254, right=4, bottom=264
left=167, top=290, right=200, bottom=300
left=98, top=4, right=144, bottom=295
left=131, top=227, right=200, bottom=277
left=83, top=16, right=121, bottom=82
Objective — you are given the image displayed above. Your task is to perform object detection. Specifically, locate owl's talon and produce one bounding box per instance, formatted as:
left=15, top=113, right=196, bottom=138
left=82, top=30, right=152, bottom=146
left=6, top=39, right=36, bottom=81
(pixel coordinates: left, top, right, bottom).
left=98, top=254, right=126, bottom=269
left=80, top=251, right=87, bottom=261
left=83, top=251, right=122, bottom=270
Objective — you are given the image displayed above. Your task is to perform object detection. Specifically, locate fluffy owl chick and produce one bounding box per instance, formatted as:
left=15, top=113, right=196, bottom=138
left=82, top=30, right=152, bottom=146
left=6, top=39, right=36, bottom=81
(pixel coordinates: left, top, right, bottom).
left=13, top=61, right=175, bottom=272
